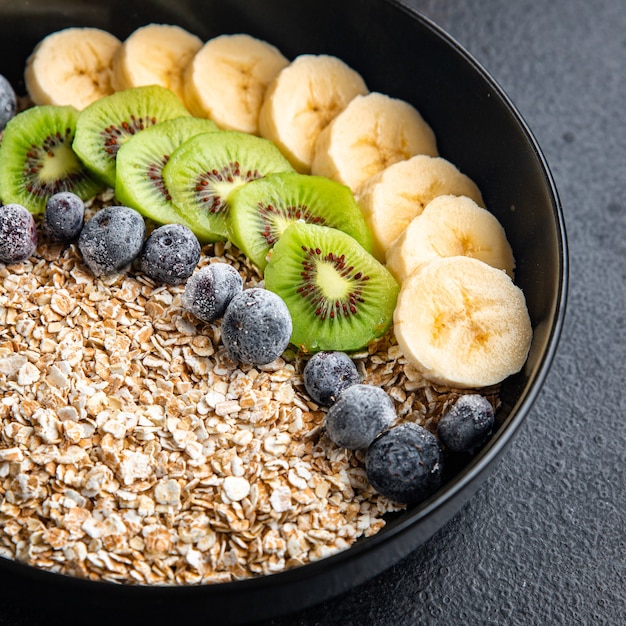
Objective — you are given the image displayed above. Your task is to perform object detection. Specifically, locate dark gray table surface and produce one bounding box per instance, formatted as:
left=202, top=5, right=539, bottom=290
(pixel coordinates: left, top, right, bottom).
left=1, top=0, right=624, bottom=625
left=261, top=0, right=626, bottom=624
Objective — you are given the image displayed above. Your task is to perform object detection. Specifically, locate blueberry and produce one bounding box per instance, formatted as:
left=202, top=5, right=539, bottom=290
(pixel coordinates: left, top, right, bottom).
left=182, top=263, right=243, bottom=323
left=324, top=384, right=395, bottom=449
left=222, top=288, right=292, bottom=365
left=139, top=223, right=200, bottom=285
left=78, top=205, right=145, bottom=276
left=303, top=351, right=360, bottom=406
left=0, top=204, right=37, bottom=264
left=365, top=422, right=443, bottom=505
left=43, top=192, right=85, bottom=242
left=438, top=394, right=495, bottom=453
left=0, top=74, right=17, bottom=132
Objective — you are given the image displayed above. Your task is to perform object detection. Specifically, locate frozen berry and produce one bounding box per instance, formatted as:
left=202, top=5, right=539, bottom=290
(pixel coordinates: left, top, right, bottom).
left=182, top=263, right=243, bottom=323
left=0, top=204, right=37, bottom=264
left=222, top=288, right=292, bottom=365
left=438, top=394, right=495, bottom=453
left=43, top=191, right=85, bottom=242
left=324, top=384, right=395, bottom=450
left=365, top=422, right=443, bottom=505
left=78, top=205, right=145, bottom=276
left=0, top=74, right=17, bottom=132
left=140, top=223, right=200, bottom=285
left=303, top=351, right=360, bottom=406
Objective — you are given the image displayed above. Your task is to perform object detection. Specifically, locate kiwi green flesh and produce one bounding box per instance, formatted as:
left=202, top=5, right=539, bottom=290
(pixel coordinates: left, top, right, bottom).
left=115, top=117, right=219, bottom=237
left=228, top=172, right=373, bottom=271
left=0, top=105, right=105, bottom=214
left=264, top=222, right=399, bottom=352
left=163, top=130, right=294, bottom=242
left=73, top=85, right=191, bottom=188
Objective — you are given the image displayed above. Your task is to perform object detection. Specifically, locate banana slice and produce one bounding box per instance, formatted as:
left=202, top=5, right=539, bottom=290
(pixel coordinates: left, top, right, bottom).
left=386, top=194, right=515, bottom=283
left=112, top=24, right=202, bottom=103
left=258, top=54, right=368, bottom=173
left=355, top=154, right=484, bottom=261
left=183, top=33, right=289, bottom=135
left=311, top=92, right=438, bottom=192
left=24, top=27, right=121, bottom=109
left=393, top=256, right=532, bottom=388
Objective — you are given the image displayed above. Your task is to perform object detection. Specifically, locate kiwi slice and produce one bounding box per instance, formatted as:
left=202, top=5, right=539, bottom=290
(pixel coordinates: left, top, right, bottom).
left=115, top=117, right=219, bottom=234
left=0, top=105, right=105, bottom=214
left=229, top=171, right=373, bottom=271
left=162, top=130, right=294, bottom=242
left=264, top=221, right=399, bottom=352
left=73, top=85, right=191, bottom=187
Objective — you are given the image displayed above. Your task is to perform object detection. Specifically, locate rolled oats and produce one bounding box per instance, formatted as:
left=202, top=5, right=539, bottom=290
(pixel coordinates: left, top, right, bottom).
left=0, top=206, right=500, bottom=585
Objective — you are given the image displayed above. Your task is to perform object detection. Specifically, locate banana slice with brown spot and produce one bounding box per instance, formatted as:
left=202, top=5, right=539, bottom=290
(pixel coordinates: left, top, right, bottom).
left=184, top=33, right=289, bottom=134
left=311, top=92, right=438, bottom=192
left=355, top=154, right=484, bottom=262
left=393, top=256, right=532, bottom=388
left=386, top=194, right=515, bottom=283
left=258, top=54, right=368, bottom=173
left=112, top=23, right=202, bottom=103
left=24, top=27, right=121, bottom=109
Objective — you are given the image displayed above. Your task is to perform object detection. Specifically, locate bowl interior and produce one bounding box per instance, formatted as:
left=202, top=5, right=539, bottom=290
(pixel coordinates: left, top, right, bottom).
left=0, top=0, right=567, bottom=622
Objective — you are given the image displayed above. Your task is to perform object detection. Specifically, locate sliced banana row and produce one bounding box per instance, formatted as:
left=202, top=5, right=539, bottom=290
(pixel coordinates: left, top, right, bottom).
left=367, top=169, right=529, bottom=386
left=24, top=24, right=291, bottom=138
left=368, top=167, right=529, bottom=387
left=336, top=110, right=531, bottom=388
left=24, top=25, right=439, bottom=179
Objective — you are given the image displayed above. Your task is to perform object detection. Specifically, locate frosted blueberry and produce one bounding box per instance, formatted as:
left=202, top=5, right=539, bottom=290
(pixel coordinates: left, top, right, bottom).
left=324, top=384, right=395, bottom=450
left=303, top=351, right=360, bottom=406
left=0, top=204, right=37, bottom=264
left=222, top=288, right=292, bottom=365
left=438, top=394, right=495, bottom=453
left=78, top=205, right=145, bottom=276
left=182, top=263, right=243, bottom=323
left=140, top=223, right=200, bottom=284
left=0, top=74, right=17, bottom=132
left=365, top=422, right=443, bottom=505
left=43, top=192, right=85, bottom=242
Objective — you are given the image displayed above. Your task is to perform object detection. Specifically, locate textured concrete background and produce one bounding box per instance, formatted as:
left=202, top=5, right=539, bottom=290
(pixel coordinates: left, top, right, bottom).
left=260, top=0, right=626, bottom=623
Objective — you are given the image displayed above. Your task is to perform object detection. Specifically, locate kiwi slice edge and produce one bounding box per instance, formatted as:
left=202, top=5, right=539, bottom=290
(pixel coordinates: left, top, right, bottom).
left=114, top=116, right=220, bottom=237
left=228, top=171, right=374, bottom=271
left=0, top=104, right=105, bottom=215
left=163, top=130, right=295, bottom=242
left=73, top=85, right=191, bottom=188
left=265, top=221, right=399, bottom=353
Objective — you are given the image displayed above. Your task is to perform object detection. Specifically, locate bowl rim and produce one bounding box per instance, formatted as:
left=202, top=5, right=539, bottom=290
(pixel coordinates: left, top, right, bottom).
left=0, top=0, right=569, bottom=609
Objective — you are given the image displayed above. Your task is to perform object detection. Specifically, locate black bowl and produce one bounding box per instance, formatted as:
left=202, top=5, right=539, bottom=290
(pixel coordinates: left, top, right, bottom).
left=0, top=0, right=567, bottom=623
